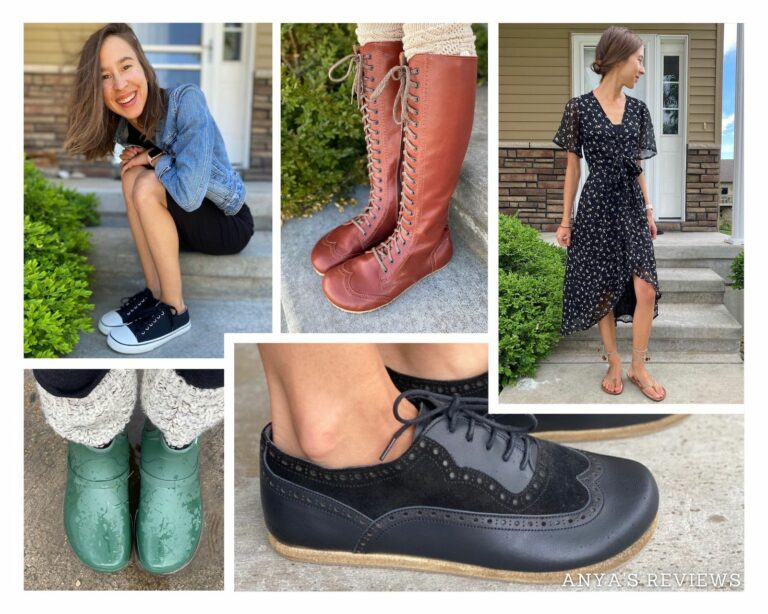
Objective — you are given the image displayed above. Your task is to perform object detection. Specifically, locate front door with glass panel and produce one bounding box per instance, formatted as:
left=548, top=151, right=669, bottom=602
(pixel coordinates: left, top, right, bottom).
left=132, top=23, right=254, bottom=168
left=570, top=33, right=688, bottom=221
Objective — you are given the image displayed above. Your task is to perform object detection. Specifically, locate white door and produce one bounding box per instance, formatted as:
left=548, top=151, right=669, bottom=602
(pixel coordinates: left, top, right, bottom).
left=201, top=23, right=255, bottom=168
left=570, top=33, right=688, bottom=220
left=133, top=23, right=254, bottom=168
left=656, top=39, right=687, bottom=220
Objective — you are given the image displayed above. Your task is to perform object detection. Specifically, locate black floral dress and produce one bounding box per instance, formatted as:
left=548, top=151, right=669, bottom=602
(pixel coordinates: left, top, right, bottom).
left=553, top=91, right=661, bottom=336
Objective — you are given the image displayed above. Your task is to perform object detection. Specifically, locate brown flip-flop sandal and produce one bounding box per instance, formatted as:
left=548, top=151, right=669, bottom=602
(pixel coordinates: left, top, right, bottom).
left=628, top=348, right=666, bottom=402
left=600, top=348, right=623, bottom=395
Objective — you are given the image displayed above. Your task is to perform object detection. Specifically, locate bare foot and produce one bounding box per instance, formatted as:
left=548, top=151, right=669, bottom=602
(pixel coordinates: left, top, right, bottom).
left=627, top=363, right=666, bottom=401
left=601, top=357, right=623, bottom=394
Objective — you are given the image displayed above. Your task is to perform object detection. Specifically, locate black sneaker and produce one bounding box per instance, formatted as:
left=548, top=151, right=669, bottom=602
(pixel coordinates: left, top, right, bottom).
left=107, top=302, right=190, bottom=354
left=260, top=391, right=659, bottom=582
left=98, top=288, right=159, bottom=335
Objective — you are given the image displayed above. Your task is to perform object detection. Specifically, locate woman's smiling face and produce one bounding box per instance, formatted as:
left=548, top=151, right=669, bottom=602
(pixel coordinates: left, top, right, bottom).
left=100, top=35, right=148, bottom=123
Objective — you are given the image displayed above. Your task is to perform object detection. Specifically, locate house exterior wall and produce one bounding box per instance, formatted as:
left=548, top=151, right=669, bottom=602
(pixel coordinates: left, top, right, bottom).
left=24, top=23, right=272, bottom=179
left=499, top=23, right=723, bottom=231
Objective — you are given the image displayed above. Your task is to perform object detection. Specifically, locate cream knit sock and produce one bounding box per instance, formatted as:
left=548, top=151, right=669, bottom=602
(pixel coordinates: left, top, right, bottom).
left=402, top=23, right=476, bottom=60
left=356, top=23, right=404, bottom=45
left=38, top=370, right=136, bottom=447
left=141, top=370, right=224, bottom=448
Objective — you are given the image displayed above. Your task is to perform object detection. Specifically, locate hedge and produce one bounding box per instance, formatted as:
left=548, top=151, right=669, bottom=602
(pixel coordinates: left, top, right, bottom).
left=730, top=250, right=744, bottom=290
left=498, top=214, right=566, bottom=387
left=24, top=160, right=99, bottom=357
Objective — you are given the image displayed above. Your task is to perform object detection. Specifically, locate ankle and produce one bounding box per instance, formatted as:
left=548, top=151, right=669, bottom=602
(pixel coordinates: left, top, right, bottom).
left=277, top=396, right=417, bottom=470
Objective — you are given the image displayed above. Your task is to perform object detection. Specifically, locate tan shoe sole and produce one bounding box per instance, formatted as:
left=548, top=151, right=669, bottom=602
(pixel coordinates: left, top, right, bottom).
left=268, top=513, right=658, bottom=584
left=536, top=414, right=688, bottom=443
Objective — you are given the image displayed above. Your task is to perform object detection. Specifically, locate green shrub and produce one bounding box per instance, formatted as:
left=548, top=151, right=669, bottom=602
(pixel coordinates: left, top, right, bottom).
left=281, top=24, right=367, bottom=220
left=730, top=250, right=744, bottom=290
left=281, top=23, right=488, bottom=219
left=24, top=160, right=98, bottom=357
left=498, top=214, right=566, bottom=387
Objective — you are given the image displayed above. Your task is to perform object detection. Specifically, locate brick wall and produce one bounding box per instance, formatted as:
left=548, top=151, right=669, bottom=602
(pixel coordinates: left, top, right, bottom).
left=498, top=143, right=564, bottom=232
left=680, top=146, right=720, bottom=232
left=24, top=71, right=113, bottom=176
left=498, top=143, right=720, bottom=232
left=244, top=76, right=272, bottom=181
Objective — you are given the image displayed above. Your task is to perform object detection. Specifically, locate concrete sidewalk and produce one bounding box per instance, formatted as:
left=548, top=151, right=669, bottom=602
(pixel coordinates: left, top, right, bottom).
left=24, top=371, right=223, bottom=590
left=234, top=346, right=743, bottom=591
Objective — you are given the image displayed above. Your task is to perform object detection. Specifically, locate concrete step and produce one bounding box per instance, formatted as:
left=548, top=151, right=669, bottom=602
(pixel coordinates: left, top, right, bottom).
left=499, top=360, right=743, bottom=404
left=55, top=178, right=273, bottom=230
left=280, top=185, right=487, bottom=333
left=69, top=294, right=271, bottom=358
left=541, top=349, right=743, bottom=365
left=658, top=268, right=725, bottom=304
left=449, top=86, right=487, bottom=260
left=87, top=226, right=272, bottom=300
left=539, top=231, right=742, bottom=279
left=558, top=303, right=742, bottom=353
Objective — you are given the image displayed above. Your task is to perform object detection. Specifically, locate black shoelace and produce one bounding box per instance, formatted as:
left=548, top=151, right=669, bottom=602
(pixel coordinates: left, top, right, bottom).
left=380, top=390, right=538, bottom=469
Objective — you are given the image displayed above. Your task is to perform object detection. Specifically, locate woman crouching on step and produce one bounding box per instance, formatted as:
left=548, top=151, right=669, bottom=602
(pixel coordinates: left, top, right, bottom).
left=64, top=23, right=254, bottom=354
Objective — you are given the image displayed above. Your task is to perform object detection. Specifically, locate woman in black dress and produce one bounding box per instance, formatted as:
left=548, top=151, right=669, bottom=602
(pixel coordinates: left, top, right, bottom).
left=553, top=26, right=665, bottom=401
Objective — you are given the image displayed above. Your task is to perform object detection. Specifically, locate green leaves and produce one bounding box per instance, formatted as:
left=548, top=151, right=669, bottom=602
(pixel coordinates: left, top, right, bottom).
left=23, top=159, right=98, bottom=357
left=730, top=250, right=743, bottom=290
left=280, top=24, right=367, bottom=219
left=498, top=215, right=566, bottom=387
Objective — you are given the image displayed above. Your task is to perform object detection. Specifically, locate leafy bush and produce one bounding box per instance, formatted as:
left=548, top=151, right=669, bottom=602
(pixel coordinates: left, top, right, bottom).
left=498, top=214, right=566, bottom=387
left=281, top=23, right=488, bottom=219
left=24, top=160, right=98, bottom=357
left=730, top=250, right=744, bottom=290
left=281, top=24, right=367, bottom=220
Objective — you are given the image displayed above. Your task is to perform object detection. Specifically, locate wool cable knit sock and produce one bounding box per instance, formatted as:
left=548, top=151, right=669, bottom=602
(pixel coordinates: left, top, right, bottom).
left=35, top=369, right=136, bottom=447
left=140, top=370, right=224, bottom=449
left=402, top=23, right=476, bottom=60
left=356, top=23, right=404, bottom=45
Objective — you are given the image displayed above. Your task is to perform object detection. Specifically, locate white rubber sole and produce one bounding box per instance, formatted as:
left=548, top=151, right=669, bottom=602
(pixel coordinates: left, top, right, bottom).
left=98, top=318, right=122, bottom=336
left=107, top=322, right=191, bottom=354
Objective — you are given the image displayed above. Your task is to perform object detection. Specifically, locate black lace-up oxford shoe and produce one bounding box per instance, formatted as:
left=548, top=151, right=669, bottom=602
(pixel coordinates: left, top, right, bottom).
left=260, top=391, right=659, bottom=582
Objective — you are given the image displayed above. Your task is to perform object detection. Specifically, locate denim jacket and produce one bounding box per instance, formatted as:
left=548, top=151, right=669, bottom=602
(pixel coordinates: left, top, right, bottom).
left=115, top=84, right=246, bottom=215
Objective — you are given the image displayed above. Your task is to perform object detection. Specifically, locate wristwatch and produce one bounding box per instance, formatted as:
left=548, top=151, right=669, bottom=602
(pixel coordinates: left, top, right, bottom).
left=147, top=147, right=165, bottom=166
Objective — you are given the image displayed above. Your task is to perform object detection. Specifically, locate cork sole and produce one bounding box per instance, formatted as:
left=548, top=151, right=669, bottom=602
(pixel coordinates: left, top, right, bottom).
left=323, top=261, right=450, bottom=315
left=268, top=513, right=658, bottom=584
left=535, top=414, right=688, bottom=443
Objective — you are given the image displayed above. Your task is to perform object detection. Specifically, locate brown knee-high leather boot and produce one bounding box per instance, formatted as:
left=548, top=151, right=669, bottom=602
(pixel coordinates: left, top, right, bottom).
left=310, top=42, right=404, bottom=275
left=322, top=53, right=477, bottom=313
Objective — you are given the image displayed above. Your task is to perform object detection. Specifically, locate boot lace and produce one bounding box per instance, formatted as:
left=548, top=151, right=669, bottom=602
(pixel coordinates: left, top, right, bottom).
left=368, top=62, right=420, bottom=273
left=328, top=50, right=385, bottom=237
left=380, top=390, right=538, bottom=470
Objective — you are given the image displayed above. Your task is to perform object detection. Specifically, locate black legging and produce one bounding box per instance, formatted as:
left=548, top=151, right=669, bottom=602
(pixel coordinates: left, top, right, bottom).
left=33, top=370, right=223, bottom=398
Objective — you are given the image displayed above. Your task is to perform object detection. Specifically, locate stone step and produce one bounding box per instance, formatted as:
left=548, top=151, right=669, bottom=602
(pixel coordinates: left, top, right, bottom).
left=657, top=268, right=725, bottom=304
left=499, top=360, right=743, bottom=404
left=449, top=86, right=488, bottom=260
left=55, top=178, right=272, bottom=230
left=558, top=303, right=742, bottom=353
left=69, top=294, right=271, bottom=358
left=280, top=185, right=487, bottom=333
left=541, top=349, right=743, bottom=365
left=87, top=226, right=272, bottom=300
left=539, top=231, right=742, bottom=279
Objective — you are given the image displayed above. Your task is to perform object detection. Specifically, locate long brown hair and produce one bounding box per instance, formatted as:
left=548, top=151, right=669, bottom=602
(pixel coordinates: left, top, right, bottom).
left=591, top=26, right=644, bottom=80
left=64, top=23, right=166, bottom=159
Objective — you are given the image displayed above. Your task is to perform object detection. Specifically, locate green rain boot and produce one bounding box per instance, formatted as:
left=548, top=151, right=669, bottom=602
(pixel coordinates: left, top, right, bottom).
left=63, top=433, right=131, bottom=572
left=135, top=422, right=202, bottom=574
